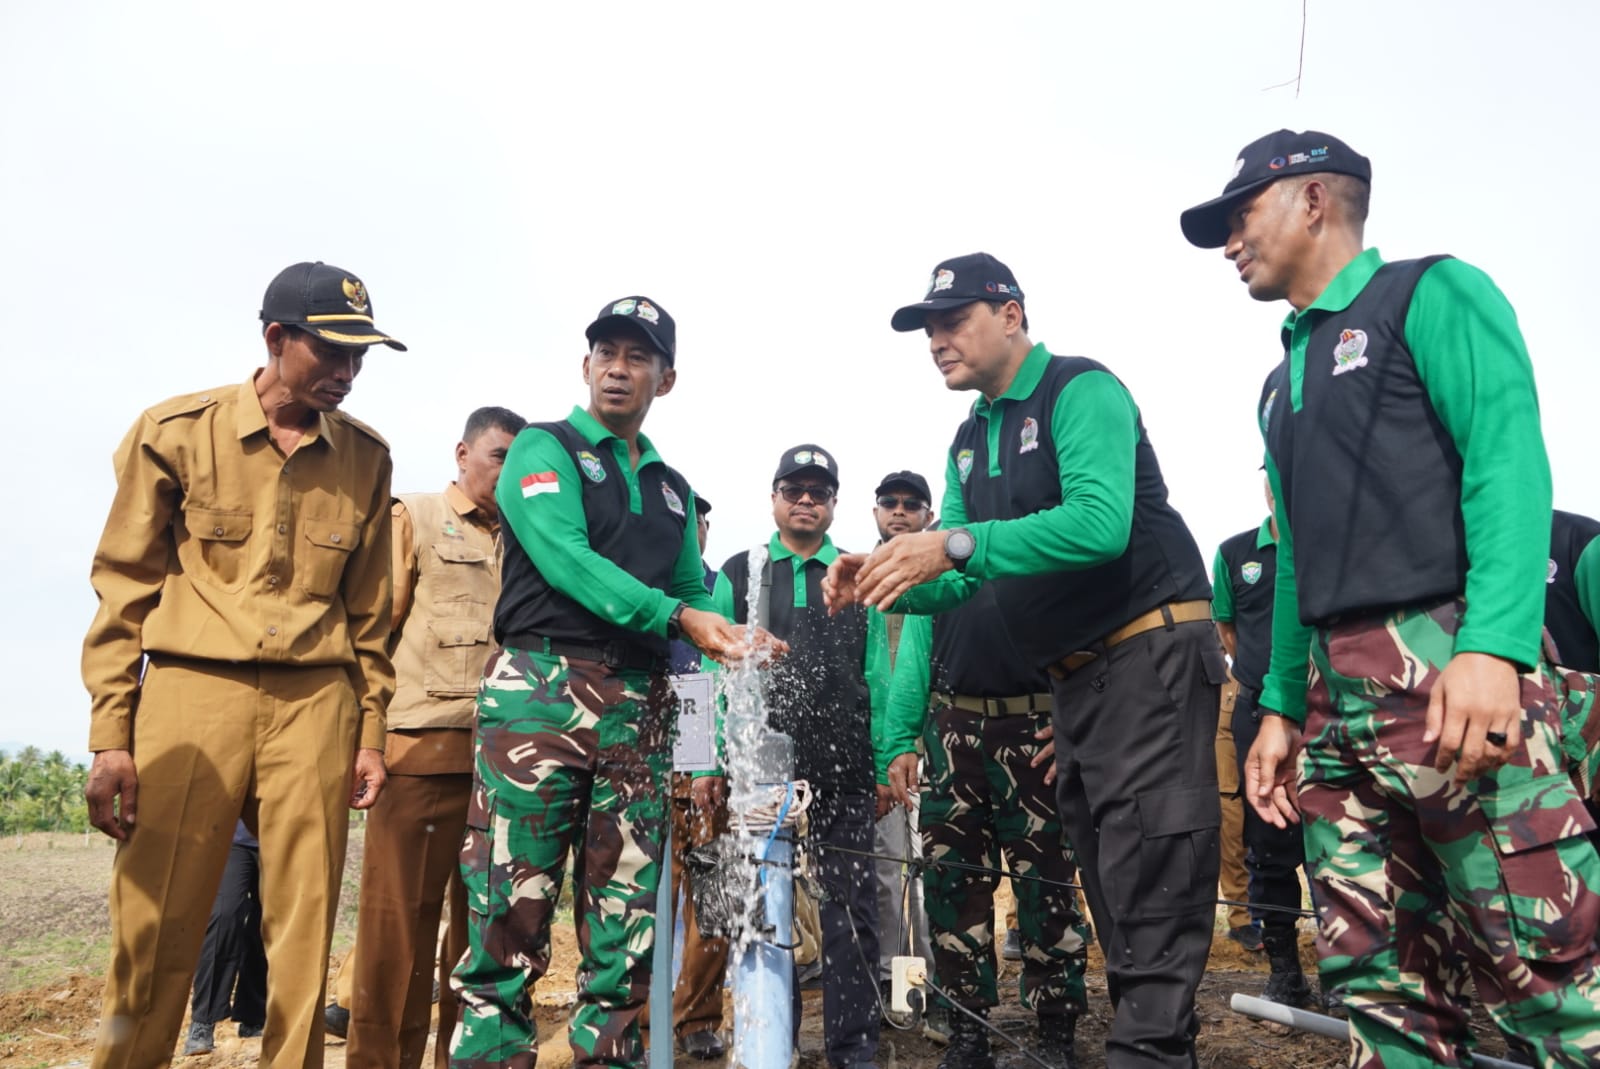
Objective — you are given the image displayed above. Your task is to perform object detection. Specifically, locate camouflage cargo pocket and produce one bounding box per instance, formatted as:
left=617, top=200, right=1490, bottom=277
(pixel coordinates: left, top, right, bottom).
left=1479, top=773, right=1600, bottom=962
left=460, top=786, right=499, bottom=920
left=1550, top=664, right=1600, bottom=802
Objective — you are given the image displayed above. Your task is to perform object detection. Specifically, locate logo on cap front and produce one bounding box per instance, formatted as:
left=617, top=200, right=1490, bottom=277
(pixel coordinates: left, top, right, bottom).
left=793, top=449, right=828, bottom=470
left=1269, top=157, right=1287, bottom=170
left=342, top=278, right=369, bottom=314
left=928, top=269, right=955, bottom=295
left=636, top=300, right=660, bottom=325
left=611, top=299, right=637, bottom=316
left=1232, top=158, right=1245, bottom=179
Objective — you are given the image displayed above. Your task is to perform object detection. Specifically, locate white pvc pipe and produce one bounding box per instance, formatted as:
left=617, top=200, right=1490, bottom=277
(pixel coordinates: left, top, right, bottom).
left=1229, top=993, right=1526, bottom=1069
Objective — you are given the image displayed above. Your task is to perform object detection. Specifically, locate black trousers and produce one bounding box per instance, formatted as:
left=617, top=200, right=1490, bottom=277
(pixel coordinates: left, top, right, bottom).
left=798, top=787, right=880, bottom=1069
left=1050, top=619, right=1224, bottom=1069
left=1231, top=687, right=1309, bottom=946
left=190, top=840, right=267, bottom=1027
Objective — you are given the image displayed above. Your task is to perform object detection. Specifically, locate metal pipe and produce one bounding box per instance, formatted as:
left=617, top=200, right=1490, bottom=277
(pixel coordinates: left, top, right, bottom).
left=648, top=821, right=674, bottom=1069
left=1229, top=993, right=1526, bottom=1069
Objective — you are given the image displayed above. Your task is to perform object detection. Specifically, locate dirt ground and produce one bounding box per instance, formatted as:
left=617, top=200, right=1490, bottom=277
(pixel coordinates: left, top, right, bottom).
left=0, top=830, right=1515, bottom=1069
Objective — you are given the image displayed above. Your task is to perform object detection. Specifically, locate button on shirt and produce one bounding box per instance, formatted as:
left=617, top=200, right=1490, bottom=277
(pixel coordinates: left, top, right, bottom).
left=81, top=374, right=396, bottom=752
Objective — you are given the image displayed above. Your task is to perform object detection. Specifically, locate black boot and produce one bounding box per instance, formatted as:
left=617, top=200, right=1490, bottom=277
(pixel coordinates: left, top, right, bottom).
left=937, top=1007, right=995, bottom=1069
left=1035, top=1012, right=1079, bottom=1069
left=1261, top=927, right=1311, bottom=1008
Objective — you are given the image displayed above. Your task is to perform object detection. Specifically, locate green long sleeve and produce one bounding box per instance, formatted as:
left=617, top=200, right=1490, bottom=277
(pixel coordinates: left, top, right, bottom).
left=878, top=614, right=934, bottom=771
left=1211, top=546, right=1235, bottom=623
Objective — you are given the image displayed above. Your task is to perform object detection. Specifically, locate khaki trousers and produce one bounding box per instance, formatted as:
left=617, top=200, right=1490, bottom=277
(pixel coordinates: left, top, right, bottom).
left=1215, top=678, right=1250, bottom=929
left=92, top=658, right=358, bottom=1069
left=346, top=771, right=471, bottom=1069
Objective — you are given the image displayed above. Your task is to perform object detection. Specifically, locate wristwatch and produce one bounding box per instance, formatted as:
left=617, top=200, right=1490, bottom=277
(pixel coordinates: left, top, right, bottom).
left=944, top=528, right=976, bottom=572
left=666, top=603, right=686, bottom=641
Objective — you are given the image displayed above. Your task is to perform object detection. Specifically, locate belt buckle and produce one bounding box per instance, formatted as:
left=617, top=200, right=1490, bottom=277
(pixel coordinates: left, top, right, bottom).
left=601, top=641, right=626, bottom=669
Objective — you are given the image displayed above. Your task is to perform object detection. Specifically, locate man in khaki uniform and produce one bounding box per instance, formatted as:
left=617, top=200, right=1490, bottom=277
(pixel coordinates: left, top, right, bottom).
left=343, top=406, right=526, bottom=1069
left=81, top=260, right=403, bottom=1069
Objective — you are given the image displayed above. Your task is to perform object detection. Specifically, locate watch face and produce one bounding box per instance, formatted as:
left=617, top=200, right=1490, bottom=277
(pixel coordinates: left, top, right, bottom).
left=947, top=529, right=975, bottom=559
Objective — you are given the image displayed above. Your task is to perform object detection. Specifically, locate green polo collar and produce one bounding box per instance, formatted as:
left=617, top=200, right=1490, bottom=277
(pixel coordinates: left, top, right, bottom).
left=768, top=531, right=839, bottom=566
left=567, top=405, right=663, bottom=470
left=1256, top=517, right=1277, bottom=549
left=1280, top=247, right=1385, bottom=340
left=974, top=343, right=1051, bottom=421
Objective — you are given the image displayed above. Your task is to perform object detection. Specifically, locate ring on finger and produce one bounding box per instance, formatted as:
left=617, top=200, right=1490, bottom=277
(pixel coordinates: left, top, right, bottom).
left=1485, top=730, right=1509, bottom=747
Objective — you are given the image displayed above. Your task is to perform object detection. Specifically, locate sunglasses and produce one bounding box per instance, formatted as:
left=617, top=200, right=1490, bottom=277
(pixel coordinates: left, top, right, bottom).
left=876, top=495, right=928, bottom=511
left=776, top=484, right=836, bottom=504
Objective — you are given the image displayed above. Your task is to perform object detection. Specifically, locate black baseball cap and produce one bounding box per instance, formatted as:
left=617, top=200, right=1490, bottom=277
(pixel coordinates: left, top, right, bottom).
left=259, top=261, right=406, bottom=350
left=890, top=253, right=1024, bottom=332
left=585, top=296, right=677, bottom=365
left=692, top=492, right=712, bottom=517
left=773, top=444, right=839, bottom=488
left=1180, top=130, right=1373, bottom=249
left=874, top=470, right=932, bottom=504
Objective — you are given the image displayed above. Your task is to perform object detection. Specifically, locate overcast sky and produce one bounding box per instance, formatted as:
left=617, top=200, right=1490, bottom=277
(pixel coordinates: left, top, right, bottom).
left=3, top=1, right=1595, bottom=758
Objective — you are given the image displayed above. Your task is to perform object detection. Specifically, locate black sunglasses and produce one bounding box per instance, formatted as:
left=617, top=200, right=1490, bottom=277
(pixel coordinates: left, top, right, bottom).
left=776, top=484, right=836, bottom=504
left=876, top=495, right=928, bottom=511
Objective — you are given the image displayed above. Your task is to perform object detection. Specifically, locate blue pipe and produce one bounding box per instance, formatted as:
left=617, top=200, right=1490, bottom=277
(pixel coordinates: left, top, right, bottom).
left=733, top=828, right=794, bottom=1069
left=649, top=821, right=674, bottom=1069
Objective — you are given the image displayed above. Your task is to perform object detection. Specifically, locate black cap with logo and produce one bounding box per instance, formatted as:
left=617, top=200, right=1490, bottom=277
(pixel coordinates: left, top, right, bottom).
left=585, top=296, right=677, bottom=365
left=874, top=470, right=932, bottom=505
left=1180, top=130, right=1373, bottom=249
left=259, top=261, right=406, bottom=350
left=890, top=252, right=1024, bottom=332
left=773, top=444, right=839, bottom=488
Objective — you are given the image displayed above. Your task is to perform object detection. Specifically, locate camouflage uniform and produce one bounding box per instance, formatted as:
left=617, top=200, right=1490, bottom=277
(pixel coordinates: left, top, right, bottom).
left=450, top=646, right=674, bottom=1069
left=1302, top=599, right=1600, bottom=1068
left=920, top=702, right=1090, bottom=1016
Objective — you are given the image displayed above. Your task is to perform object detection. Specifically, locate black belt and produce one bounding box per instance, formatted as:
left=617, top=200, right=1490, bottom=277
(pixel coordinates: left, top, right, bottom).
left=502, top=632, right=667, bottom=674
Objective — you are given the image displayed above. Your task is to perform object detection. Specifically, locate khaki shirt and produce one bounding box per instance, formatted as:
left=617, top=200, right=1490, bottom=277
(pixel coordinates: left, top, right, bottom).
left=82, top=374, right=396, bottom=752
left=390, top=482, right=498, bottom=633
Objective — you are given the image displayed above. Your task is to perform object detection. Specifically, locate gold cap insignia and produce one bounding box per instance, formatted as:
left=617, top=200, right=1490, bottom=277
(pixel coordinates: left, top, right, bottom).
left=342, top=278, right=370, bottom=314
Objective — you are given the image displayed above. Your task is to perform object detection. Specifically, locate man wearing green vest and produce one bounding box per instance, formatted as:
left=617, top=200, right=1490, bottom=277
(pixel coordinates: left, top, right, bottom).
left=1182, top=129, right=1600, bottom=1068
left=828, top=253, right=1223, bottom=1069
left=339, top=406, right=525, bottom=1069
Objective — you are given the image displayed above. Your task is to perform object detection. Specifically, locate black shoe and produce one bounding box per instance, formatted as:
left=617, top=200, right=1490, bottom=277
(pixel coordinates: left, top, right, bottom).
left=923, top=1006, right=953, bottom=1046
left=1262, top=967, right=1312, bottom=1008
left=323, top=1003, right=350, bottom=1039
left=1001, top=928, right=1023, bottom=962
left=679, top=1029, right=727, bottom=1060
left=182, top=1021, right=214, bottom=1056
left=237, top=1023, right=264, bottom=1039
left=937, top=1010, right=995, bottom=1069
left=1225, top=924, right=1264, bottom=953
left=1034, top=1013, right=1078, bottom=1069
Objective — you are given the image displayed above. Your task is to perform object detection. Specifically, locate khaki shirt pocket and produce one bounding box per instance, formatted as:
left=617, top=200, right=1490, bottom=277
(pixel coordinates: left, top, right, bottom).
left=430, top=542, right=492, bottom=602
left=426, top=616, right=492, bottom=697
left=182, top=506, right=253, bottom=593
left=301, top=519, right=361, bottom=599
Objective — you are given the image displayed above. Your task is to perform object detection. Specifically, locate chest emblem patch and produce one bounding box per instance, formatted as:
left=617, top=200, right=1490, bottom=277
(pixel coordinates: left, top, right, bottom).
left=956, top=448, right=974, bottom=484
left=442, top=522, right=463, bottom=541
left=577, top=451, right=606, bottom=483
left=1332, top=328, right=1370, bottom=376
left=1261, top=387, right=1278, bottom=432
left=1549, top=559, right=1559, bottom=584
left=662, top=482, right=686, bottom=517
left=1242, top=561, right=1262, bottom=585
left=1019, top=416, right=1039, bottom=454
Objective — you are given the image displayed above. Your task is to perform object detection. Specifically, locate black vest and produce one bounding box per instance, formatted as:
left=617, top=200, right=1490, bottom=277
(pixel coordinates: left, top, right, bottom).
left=952, top=355, right=1210, bottom=666
left=1547, top=510, right=1600, bottom=672
left=495, top=421, right=693, bottom=658
left=718, top=547, right=873, bottom=791
left=1261, top=256, right=1465, bottom=625
left=1216, top=526, right=1277, bottom=692
left=930, top=583, right=1052, bottom=697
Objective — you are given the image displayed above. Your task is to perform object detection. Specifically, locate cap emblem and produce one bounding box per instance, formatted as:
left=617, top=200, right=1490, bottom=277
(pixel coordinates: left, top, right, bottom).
left=1231, top=158, right=1245, bottom=179
left=1332, top=328, right=1370, bottom=377
left=611, top=298, right=637, bottom=316
left=342, top=278, right=369, bottom=314
left=635, top=300, right=660, bottom=325
left=792, top=449, right=828, bottom=469
left=956, top=448, right=974, bottom=484
left=928, top=268, right=955, bottom=295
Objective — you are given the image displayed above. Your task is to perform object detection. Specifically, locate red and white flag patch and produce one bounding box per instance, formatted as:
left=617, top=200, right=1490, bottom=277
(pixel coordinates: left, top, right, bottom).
left=520, top=471, right=560, bottom=497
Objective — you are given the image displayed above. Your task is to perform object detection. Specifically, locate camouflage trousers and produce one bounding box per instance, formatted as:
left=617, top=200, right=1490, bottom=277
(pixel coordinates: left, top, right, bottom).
left=1301, top=598, right=1600, bottom=1069
left=920, top=704, right=1090, bottom=1016
left=449, top=647, right=674, bottom=1069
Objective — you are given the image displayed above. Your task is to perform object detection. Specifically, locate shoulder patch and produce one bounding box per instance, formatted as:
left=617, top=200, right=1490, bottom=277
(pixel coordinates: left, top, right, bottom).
left=335, top=412, right=391, bottom=451
left=147, top=387, right=227, bottom=423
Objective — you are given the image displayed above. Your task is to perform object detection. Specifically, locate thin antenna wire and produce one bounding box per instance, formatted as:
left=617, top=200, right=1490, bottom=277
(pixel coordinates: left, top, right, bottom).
left=1261, top=0, right=1309, bottom=96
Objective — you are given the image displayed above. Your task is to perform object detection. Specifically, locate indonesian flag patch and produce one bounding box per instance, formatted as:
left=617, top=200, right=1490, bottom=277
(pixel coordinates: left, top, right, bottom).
left=520, top=471, right=560, bottom=497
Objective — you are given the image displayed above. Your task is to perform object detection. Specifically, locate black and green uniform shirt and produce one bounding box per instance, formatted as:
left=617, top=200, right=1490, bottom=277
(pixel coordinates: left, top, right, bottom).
left=1211, top=519, right=1277, bottom=693
left=1257, top=249, right=1552, bottom=722
left=711, top=533, right=887, bottom=792
left=494, top=405, right=715, bottom=660
left=879, top=585, right=1054, bottom=774
left=897, top=342, right=1210, bottom=667
left=1547, top=509, right=1600, bottom=673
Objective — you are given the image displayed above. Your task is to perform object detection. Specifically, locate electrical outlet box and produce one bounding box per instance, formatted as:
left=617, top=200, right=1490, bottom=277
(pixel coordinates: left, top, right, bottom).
left=890, top=955, right=926, bottom=1013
